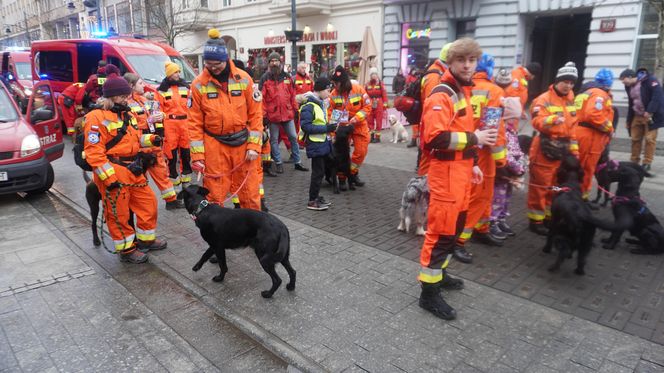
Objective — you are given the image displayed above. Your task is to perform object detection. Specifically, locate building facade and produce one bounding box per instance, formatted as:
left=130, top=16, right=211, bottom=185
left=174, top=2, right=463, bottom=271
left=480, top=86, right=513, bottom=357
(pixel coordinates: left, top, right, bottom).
left=175, top=0, right=383, bottom=81
left=382, top=0, right=652, bottom=106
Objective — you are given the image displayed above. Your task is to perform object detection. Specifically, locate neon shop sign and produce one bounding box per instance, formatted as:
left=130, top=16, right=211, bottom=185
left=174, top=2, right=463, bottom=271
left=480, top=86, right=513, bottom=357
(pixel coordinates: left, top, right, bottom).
left=406, top=27, right=431, bottom=40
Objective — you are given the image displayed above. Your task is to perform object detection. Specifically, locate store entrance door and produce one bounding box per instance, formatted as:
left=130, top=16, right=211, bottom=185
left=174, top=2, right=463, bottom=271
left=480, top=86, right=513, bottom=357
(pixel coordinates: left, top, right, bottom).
left=528, top=13, right=591, bottom=99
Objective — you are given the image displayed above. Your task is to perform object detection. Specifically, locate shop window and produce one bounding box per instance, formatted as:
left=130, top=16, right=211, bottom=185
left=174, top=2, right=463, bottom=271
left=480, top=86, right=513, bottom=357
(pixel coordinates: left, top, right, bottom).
left=455, top=19, right=476, bottom=39
left=247, top=47, right=285, bottom=81
left=311, top=44, right=337, bottom=79
left=344, top=42, right=362, bottom=79
left=635, top=2, right=658, bottom=72
left=400, top=23, right=431, bottom=73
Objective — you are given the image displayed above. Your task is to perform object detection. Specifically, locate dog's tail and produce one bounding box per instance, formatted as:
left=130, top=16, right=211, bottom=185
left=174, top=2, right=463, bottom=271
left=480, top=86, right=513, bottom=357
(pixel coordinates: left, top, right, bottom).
left=82, top=170, right=92, bottom=184
left=277, top=222, right=290, bottom=259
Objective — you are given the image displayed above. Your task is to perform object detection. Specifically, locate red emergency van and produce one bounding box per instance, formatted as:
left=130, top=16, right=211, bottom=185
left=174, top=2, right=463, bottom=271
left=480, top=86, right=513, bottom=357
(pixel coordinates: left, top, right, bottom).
left=31, top=37, right=196, bottom=93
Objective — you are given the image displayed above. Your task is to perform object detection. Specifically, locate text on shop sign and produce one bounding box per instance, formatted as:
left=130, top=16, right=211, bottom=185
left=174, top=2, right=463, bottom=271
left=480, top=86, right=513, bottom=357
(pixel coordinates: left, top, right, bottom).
left=265, top=31, right=338, bottom=45
left=406, top=27, right=431, bottom=39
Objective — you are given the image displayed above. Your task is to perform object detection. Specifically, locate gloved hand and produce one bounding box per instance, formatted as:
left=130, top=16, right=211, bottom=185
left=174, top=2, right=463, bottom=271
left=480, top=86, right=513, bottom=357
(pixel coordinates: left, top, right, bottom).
left=326, top=123, right=338, bottom=133
left=245, top=149, right=259, bottom=161
left=107, top=181, right=121, bottom=191
left=192, top=160, right=205, bottom=173
left=152, top=135, right=162, bottom=147
left=150, top=111, right=164, bottom=122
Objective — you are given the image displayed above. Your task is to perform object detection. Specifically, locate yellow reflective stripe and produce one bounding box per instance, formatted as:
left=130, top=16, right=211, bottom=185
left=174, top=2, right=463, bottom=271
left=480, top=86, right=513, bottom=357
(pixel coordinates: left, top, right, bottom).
left=492, top=146, right=507, bottom=160
left=544, top=115, right=557, bottom=125
left=454, top=98, right=467, bottom=112
left=135, top=228, right=156, bottom=242
left=102, top=119, right=124, bottom=131
left=97, top=77, right=106, bottom=85
left=170, top=177, right=181, bottom=186
left=566, top=106, right=576, bottom=114
left=459, top=227, right=473, bottom=240
left=261, top=154, right=271, bottom=161
left=569, top=141, right=579, bottom=152
left=248, top=131, right=262, bottom=145
left=295, top=80, right=303, bottom=84
left=161, top=91, right=173, bottom=98
left=161, top=187, right=176, bottom=200
left=140, top=135, right=153, bottom=147
left=450, top=132, right=468, bottom=150
left=155, top=123, right=164, bottom=129
left=190, top=140, right=204, bottom=154
left=520, top=78, right=528, bottom=87
left=574, top=93, right=589, bottom=110
left=197, top=84, right=219, bottom=94
left=355, top=110, right=367, bottom=121
left=546, top=105, right=564, bottom=113
left=350, top=163, right=359, bottom=172
left=418, top=267, right=443, bottom=283
left=180, top=174, right=191, bottom=183
left=95, top=163, right=115, bottom=181
left=528, top=210, right=545, bottom=221
left=114, top=234, right=135, bottom=252
left=178, top=88, right=189, bottom=95
left=231, top=196, right=240, bottom=204
left=259, top=185, right=265, bottom=196
left=332, top=97, right=343, bottom=104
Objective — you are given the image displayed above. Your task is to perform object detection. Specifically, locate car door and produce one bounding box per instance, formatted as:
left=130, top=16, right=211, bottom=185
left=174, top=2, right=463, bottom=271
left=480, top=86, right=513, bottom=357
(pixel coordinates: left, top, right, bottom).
left=25, top=81, right=63, bottom=161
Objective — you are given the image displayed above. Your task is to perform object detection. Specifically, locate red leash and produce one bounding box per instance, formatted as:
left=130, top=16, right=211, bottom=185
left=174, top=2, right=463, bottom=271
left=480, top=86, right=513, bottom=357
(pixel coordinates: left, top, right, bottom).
left=596, top=184, right=616, bottom=199
left=527, top=182, right=570, bottom=193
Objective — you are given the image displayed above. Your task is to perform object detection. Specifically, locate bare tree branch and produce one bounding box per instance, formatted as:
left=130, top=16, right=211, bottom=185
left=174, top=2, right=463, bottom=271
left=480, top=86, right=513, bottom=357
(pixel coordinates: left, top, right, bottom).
left=145, top=0, right=203, bottom=46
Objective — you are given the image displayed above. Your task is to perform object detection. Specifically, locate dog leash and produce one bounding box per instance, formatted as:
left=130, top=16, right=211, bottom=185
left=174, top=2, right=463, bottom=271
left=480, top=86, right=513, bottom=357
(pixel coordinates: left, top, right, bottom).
left=191, top=169, right=252, bottom=217
left=527, top=182, right=571, bottom=193
left=595, top=184, right=616, bottom=199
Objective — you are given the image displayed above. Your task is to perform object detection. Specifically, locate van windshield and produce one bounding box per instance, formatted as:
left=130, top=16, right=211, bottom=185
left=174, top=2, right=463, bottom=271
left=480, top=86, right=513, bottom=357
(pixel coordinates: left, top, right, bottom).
left=126, top=54, right=196, bottom=84
left=15, top=62, right=31, bottom=80
left=0, top=86, right=19, bottom=122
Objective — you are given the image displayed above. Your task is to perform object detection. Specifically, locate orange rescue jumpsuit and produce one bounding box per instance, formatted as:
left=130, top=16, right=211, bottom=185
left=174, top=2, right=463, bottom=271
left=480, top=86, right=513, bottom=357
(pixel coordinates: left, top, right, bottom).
left=527, top=86, right=579, bottom=224
left=83, top=108, right=160, bottom=253
left=504, top=66, right=530, bottom=110
left=329, top=83, right=372, bottom=176
left=417, top=60, right=447, bottom=176
left=57, top=83, right=84, bottom=136
left=418, top=71, right=477, bottom=284
left=231, top=130, right=271, bottom=209
left=127, top=92, right=178, bottom=203
left=158, top=81, right=192, bottom=186
left=188, top=62, right=263, bottom=209
left=365, top=79, right=388, bottom=139
left=458, top=72, right=507, bottom=244
left=574, top=87, right=614, bottom=198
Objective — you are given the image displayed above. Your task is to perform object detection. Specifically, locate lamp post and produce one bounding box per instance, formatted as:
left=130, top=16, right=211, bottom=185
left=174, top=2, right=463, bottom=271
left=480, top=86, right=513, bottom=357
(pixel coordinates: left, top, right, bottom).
left=284, top=0, right=302, bottom=77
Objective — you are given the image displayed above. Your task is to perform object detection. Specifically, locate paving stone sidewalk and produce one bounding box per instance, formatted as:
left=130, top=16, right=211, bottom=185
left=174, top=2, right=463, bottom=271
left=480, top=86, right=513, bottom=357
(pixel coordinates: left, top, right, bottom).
left=48, top=143, right=664, bottom=372
left=0, top=195, right=285, bottom=372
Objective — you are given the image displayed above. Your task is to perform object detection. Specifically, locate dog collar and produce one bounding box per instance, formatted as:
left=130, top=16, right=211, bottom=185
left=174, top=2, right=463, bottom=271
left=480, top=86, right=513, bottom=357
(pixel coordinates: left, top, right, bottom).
left=190, top=200, right=210, bottom=220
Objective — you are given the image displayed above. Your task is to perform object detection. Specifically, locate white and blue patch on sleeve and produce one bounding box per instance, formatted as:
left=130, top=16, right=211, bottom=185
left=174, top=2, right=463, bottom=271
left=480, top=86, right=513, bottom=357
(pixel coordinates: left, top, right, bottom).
left=595, top=97, right=604, bottom=110
left=88, top=132, right=100, bottom=144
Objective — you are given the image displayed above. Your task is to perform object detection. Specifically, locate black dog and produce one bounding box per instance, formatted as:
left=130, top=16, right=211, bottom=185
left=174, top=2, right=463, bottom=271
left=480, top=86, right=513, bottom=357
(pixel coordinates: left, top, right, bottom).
left=180, top=185, right=296, bottom=298
left=602, top=163, right=664, bottom=254
left=518, top=134, right=533, bottom=157
left=592, top=147, right=616, bottom=207
left=543, top=155, right=615, bottom=275
left=83, top=171, right=103, bottom=246
left=331, top=124, right=356, bottom=192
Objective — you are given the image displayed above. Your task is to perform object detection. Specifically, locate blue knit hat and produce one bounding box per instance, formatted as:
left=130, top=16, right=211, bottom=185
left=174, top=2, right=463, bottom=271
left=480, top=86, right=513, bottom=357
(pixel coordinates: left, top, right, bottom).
left=476, top=53, right=495, bottom=77
left=203, top=29, right=228, bottom=62
left=594, top=68, right=614, bottom=87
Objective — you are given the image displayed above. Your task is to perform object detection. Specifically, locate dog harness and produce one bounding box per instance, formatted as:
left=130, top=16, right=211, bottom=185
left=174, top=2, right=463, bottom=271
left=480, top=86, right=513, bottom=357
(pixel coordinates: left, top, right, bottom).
left=190, top=199, right=210, bottom=221
left=595, top=159, right=619, bottom=174
left=612, top=195, right=648, bottom=215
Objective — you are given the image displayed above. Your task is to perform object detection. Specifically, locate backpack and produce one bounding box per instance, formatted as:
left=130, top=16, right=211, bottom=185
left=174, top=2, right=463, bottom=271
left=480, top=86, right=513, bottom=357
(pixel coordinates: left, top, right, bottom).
left=73, top=118, right=129, bottom=172
left=393, top=69, right=443, bottom=124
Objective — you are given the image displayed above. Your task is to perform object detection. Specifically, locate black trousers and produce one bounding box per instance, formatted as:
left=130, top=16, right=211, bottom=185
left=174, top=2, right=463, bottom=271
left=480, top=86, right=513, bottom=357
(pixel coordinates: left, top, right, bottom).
left=309, top=156, right=327, bottom=202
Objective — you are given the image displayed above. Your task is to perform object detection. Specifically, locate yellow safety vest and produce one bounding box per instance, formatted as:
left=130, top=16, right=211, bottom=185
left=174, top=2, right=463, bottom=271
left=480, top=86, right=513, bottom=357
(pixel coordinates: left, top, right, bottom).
left=298, top=101, right=327, bottom=142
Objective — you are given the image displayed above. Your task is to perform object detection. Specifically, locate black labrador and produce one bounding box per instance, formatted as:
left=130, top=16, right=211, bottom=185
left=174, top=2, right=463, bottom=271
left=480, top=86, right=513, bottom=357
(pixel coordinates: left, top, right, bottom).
left=543, top=155, right=615, bottom=275
left=602, top=163, right=664, bottom=254
left=330, top=124, right=356, bottom=192
left=180, top=185, right=296, bottom=298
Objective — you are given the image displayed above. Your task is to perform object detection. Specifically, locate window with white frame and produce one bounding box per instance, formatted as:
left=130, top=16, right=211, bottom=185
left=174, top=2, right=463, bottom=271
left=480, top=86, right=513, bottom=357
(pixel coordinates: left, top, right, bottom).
left=635, top=2, right=658, bottom=72
left=223, top=0, right=231, bottom=6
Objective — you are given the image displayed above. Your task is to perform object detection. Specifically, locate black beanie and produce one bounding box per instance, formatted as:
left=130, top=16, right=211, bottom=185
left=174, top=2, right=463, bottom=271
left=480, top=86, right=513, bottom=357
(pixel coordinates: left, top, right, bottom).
left=314, top=77, right=332, bottom=92
left=330, top=65, right=349, bottom=83
left=526, top=62, right=542, bottom=76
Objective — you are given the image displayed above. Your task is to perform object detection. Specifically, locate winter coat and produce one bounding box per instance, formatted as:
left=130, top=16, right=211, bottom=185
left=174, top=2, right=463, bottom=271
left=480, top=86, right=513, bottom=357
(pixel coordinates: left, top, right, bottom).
left=625, top=69, right=664, bottom=130
left=299, top=93, right=332, bottom=158
left=259, top=71, right=297, bottom=123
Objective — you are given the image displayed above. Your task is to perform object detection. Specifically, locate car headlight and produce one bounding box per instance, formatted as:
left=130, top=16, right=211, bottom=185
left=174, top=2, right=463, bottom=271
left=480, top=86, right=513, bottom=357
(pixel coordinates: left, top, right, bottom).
left=24, top=87, right=32, bottom=96
left=20, top=134, right=41, bottom=157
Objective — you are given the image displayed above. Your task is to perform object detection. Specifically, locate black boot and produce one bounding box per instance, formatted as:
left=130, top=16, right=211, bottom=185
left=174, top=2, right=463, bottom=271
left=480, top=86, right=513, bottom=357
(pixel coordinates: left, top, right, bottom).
left=453, top=246, right=473, bottom=263
left=350, top=173, right=365, bottom=187
left=261, top=198, right=269, bottom=212
left=440, top=271, right=464, bottom=290
left=473, top=232, right=504, bottom=247
left=233, top=202, right=241, bottom=209
left=264, top=161, right=277, bottom=177
left=339, top=179, right=348, bottom=191
left=276, top=163, right=284, bottom=174
left=370, top=133, right=376, bottom=143
left=496, top=221, right=515, bottom=236
left=407, top=138, right=418, bottom=148
left=419, top=283, right=457, bottom=320
left=529, top=221, right=548, bottom=236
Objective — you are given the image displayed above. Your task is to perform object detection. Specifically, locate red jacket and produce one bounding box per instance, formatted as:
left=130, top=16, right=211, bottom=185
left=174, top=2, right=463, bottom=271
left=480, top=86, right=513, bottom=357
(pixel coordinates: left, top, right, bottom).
left=294, top=73, right=314, bottom=95
left=260, top=71, right=296, bottom=123
left=365, top=79, right=388, bottom=105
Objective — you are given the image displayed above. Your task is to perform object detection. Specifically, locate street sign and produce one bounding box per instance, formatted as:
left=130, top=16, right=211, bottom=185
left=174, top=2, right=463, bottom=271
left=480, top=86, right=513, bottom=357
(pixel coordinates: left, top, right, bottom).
left=600, top=19, right=616, bottom=33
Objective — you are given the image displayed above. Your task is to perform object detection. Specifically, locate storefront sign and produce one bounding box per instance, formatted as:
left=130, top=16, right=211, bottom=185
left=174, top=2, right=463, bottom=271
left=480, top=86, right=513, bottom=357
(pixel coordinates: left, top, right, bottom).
left=264, top=31, right=338, bottom=45
left=600, top=18, right=616, bottom=33
left=406, top=27, right=431, bottom=40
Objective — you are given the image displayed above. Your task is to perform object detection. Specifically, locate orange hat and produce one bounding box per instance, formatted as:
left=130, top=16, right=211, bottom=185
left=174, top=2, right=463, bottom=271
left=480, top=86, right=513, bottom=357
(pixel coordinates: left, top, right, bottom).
left=165, top=62, right=181, bottom=78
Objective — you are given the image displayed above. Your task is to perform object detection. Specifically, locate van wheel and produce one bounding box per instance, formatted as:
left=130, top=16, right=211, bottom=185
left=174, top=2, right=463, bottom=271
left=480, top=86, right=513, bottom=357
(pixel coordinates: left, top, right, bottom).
left=27, top=164, right=54, bottom=195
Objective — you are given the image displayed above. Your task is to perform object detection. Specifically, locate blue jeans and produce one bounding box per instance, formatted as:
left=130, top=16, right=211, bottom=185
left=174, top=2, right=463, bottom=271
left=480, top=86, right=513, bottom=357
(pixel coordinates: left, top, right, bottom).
left=269, top=120, right=301, bottom=164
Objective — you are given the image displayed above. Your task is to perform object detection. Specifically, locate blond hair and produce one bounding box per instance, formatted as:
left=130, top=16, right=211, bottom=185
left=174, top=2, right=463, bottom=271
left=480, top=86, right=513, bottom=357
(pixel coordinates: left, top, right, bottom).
left=446, top=38, right=482, bottom=63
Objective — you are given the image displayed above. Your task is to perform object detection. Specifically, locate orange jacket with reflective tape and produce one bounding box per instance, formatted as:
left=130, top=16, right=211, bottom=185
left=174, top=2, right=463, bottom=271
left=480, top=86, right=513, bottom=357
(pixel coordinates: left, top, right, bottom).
left=365, top=79, right=388, bottom=103
left=329, top=83, right=372, bottom=124
left=157, top=82, right=189, bottom=118
left=574, top=87, right=615, bottom=134
left=504, top=66, right=530, bottom=109
left=471, top=72, right=507, bottom=173
left=187, top=62, right=263, bottom=161
left=420, top=59, right=447, bottom=104
left=421, top=70, right=477, bottom=156
left=83, top=108, right=158, bottom=186
left=531, top=85, right=579, bottom=154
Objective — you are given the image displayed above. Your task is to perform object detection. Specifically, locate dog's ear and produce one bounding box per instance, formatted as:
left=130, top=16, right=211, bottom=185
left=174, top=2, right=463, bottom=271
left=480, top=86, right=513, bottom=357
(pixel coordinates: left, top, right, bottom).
left=197, top=186, right=210, bottom=196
